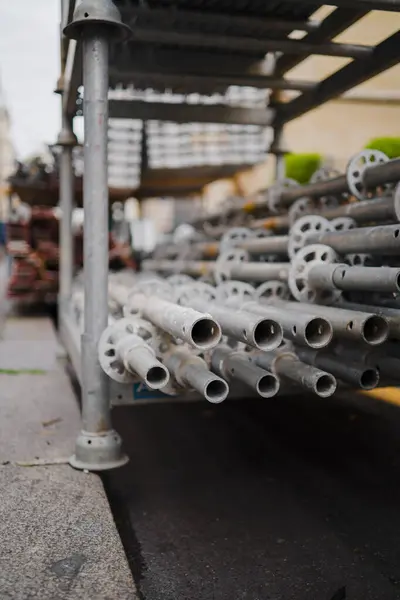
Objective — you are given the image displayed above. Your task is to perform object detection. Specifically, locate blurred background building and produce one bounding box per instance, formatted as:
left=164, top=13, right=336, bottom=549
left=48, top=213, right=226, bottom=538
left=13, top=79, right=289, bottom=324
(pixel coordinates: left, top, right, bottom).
left=0, top=78, right=15, bottom=224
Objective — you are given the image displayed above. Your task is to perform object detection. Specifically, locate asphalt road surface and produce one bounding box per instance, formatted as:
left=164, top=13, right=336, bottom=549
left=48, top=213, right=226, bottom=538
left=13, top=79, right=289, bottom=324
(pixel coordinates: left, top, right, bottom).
left=103, top=391, right=400, bottom=600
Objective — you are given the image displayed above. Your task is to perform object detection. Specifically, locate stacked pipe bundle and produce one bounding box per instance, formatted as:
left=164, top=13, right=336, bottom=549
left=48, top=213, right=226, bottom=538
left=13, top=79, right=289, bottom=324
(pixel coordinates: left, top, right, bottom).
left=7, top=206, right=61, bottom=303
left=91, top=149, right=400, bottom=402
left=6, top=205, right=136, bottom=304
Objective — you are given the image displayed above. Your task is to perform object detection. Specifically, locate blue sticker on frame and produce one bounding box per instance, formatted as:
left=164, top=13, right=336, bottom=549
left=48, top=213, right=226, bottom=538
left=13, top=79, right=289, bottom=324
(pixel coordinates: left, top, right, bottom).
left=132, top=382, right=168, bottom=400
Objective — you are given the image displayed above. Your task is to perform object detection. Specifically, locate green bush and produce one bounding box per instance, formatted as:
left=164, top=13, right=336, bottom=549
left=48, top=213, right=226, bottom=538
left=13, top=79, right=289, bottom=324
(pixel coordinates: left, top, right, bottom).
left=284, top=153, right=322, bottom=184
left=364, top=137, right=400, bottom=159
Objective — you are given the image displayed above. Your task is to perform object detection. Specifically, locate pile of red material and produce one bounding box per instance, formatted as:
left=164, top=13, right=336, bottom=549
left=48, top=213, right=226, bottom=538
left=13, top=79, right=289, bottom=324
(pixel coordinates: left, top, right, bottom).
left=6, top=206, right=135, bottom=304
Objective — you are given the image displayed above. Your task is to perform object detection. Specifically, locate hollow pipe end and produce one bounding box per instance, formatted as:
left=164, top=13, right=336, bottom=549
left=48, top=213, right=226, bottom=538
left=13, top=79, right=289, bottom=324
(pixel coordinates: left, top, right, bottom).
left=144, top=365, right=170, bottom=390
left=313, top=374, right=337, bottom=398
left=69, top=430, right=129, bottom=471
left=189, top=317, right=222, bottom=350
left=252, top=318, right=283, bottom=351
left=359, top=368, right=379, bottom=391
left=204, top=377, right=229, bottom=403
left=362, top=315, right=389, bottom=346
left=304, top=317, right=333, bottom=349
left=257, top=373, right=280, bottom=398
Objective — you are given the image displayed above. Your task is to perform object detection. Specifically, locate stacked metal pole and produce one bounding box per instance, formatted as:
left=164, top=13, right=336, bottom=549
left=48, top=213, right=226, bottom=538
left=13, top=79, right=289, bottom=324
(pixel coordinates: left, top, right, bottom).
left=122, top=149, right=400, bottom=413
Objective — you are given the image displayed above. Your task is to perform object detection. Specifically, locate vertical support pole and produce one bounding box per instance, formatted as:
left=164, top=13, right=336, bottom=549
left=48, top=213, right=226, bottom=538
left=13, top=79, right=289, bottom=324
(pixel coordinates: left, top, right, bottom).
left=271, top=126, right=286, bottom=183
left=55, top=0, right=67, bottom=94
left=269, top=86, right=287, bottom=183
left=58, top=116, right=76, bottom=308
left=64, top=0, right=131, bottom=471
left=82, top=29, right=110, bottom=439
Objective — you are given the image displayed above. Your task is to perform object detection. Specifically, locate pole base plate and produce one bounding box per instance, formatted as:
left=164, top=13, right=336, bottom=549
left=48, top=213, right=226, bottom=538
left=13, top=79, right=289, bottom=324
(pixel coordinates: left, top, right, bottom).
left=69, top=429, right=129, bottom=472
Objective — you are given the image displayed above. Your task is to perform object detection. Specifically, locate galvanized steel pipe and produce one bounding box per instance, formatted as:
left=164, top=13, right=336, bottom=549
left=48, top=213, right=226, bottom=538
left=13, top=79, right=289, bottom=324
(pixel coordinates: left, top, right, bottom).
left=142, top=259, right=214, bottom=278
left=187, top=159, right=400, bottom=227
left=254, top=351, right=337, bottom=398
left=129, top=293, right=221, bottom=350
left=296, top=347, right=379, bottom=390
left=211, top=346, right=280, bottom=398
left=238, top=235, right=289, bottom=256
left=338, top=300, right=400, bottom=339
left=228, top=262, right=289, bottom=283
left=280, top=159, right=400, bottom=208
left=308, top=224, right=400, bottom=256
left=250, top=215, right=290, bottom=233
left=114, top=332, right=170, bottom=390
left=164, top=348, right=229, bottom=403
left=187, top=298, right=283, bottom=350
left=242, top=301, right=333, bottom=349
left=308, top=264, right=400, bottom=294
left=58, top=141, right=75, bottom=303
left=142, top=258, right=290, bottom=283
left=80, top=30, right=112, bottom=435
left=64, top=0, right=131, bottom=471
left=320, top=195, right=397, bottom=225
left=276, top=301, right=389, bottom=346
left=334, top=344, right=400, bottom=387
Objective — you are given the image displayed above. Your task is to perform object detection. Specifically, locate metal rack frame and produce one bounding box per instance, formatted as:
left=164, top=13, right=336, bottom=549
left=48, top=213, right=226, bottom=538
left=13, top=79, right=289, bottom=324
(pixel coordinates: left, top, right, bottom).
left=57, top=0, right=400, bottom=470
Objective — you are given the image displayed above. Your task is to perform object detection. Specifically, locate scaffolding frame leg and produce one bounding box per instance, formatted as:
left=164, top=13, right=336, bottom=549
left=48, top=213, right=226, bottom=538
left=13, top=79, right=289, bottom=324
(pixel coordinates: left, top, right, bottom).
left=58, top=116, right=76, bottom=309
left=271, top=126, right=287, bottom=183
left=269, top=85, right=287, bottom=183
left=64, top=0, right=130, bottom=471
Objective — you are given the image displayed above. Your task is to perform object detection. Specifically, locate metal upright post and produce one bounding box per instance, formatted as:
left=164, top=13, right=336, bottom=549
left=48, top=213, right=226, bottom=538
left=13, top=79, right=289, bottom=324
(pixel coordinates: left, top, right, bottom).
left=55, top=0, right=67, bottom=94
left=64, top=0, right=131, bottom=471
left=269, top=87, right=287, bottom=182
left=57, top=115, right=77, bottom=308
left=271, top=126, right=287, bottom=182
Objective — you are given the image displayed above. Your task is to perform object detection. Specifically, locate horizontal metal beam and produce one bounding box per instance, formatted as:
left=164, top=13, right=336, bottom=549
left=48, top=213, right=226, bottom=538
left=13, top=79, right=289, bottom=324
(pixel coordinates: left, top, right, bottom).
left=121, top=6, right=320, bottom=34
left=274, top=8, right=369, bottom=76
left=326, top=0, right=400, bottom=10
left=109, top=99, right=274, bottom=126
left=129, top=28, right=372, bottom=59
left=111, top=47, right=270, bottom=78
left=278, top=31, right=400, bottom=123
left=109, top=68, right=316, bottom=93
left=135, top=184, right=213, bottom=199
left=133, top=164, right=256, bottom=198
left=335, top=90, right=400, bottom=105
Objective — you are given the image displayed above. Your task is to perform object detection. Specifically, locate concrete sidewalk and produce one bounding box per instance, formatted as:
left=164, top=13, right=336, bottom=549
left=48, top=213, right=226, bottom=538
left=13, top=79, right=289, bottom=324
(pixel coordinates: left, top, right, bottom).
left=0, top=314, right=138, bottom=600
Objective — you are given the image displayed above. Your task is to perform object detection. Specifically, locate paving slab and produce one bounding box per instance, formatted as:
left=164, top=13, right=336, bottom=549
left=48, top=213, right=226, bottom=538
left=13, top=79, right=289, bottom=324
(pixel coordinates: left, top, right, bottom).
left=0, top=315, right=138, bottom=600
left=0, top=465, right=136, bottom=600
